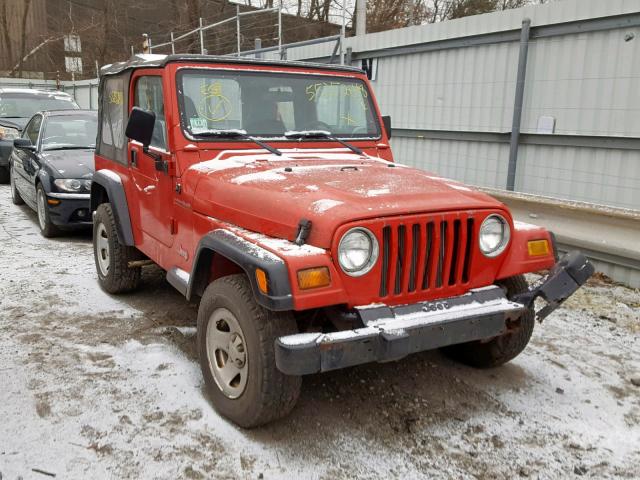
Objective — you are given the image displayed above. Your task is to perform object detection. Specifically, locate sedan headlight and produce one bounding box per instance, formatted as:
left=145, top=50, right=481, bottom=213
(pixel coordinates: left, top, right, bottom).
left=338, top=227, right=379, bottom=276
left=479, top=214, right=510, bottom=257
left=0, top=126, right=20, bottom=141
left=54, top=178, right=91, bottom=192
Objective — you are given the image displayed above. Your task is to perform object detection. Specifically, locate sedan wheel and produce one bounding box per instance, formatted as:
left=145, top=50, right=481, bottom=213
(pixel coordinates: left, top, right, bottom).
left=10, top=166, right=24, bottom=205
left=36, top=185, right=59, bottom=237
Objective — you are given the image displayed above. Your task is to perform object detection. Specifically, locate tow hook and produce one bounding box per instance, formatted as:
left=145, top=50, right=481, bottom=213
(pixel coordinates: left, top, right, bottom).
left=514, top=251, right=594, bottom=322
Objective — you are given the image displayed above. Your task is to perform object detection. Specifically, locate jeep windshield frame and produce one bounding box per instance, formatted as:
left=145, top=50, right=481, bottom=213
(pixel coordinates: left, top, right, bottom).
left=176, top=67, right=381, bottom=142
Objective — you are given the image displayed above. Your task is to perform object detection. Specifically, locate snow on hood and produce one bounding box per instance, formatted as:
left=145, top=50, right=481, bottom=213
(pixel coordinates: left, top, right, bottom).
left=187, top=150, right=505, bottom=248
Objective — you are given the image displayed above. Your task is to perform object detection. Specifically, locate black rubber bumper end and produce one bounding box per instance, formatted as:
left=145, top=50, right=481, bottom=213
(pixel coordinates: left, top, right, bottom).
left=515, top=250, right=594, bottom=321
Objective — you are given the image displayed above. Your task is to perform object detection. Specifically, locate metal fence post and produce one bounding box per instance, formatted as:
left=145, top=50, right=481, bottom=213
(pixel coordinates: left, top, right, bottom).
left=236, top=5, right=241, bottom=57
left=199, top=17, right=205, bottom=54
left=278, top=2, right=283, bottom=59
left=506, top=18, right=531, bottom=192
left=255, top=38, right=262, bottom=59
left=170, top=32, right=175, bottom=54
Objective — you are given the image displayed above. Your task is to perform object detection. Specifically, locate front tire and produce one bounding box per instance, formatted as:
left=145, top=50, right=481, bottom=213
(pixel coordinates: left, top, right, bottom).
left=10, top=166, right=24, bottom=205
left=442, top=275, right=535, bottom=368
left=93, top=203, right=141, bottom=293
left=197, top=274, right=301, bottom=428
left=36, top=184, right=59, bottom=237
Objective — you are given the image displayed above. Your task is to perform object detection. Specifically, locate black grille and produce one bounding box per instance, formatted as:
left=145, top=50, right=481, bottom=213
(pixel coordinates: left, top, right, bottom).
left=379, top=217, right=474, bottom=297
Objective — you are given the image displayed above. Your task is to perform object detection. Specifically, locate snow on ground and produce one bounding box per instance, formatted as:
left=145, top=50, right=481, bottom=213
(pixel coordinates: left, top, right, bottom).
left=0, top=185, right=639, bottom=479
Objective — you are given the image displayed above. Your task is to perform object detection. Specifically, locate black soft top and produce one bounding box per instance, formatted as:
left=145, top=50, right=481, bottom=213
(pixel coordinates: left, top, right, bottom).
left=100, top=53, right=363, bottom=77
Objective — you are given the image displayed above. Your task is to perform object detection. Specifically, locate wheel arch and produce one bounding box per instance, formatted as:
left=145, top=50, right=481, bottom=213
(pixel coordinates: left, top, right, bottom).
left=184, top=229, right=294, bottom=311
left=91, top=170, right=135, bottom=246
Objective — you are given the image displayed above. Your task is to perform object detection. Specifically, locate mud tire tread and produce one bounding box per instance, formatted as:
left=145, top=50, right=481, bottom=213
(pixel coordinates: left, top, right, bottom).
left=197, top=274, right=301, bottom=428
left=442, top=275, right=535, bottom=368
left=93, top=203, right=141, bottom=294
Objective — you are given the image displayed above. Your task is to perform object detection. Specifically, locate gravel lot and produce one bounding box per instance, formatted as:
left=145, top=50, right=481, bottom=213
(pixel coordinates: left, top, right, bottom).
left=0, top=184, right=639, bottom=480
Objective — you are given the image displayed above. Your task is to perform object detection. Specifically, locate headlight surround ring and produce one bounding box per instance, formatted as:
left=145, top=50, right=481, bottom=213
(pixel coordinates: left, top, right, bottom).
left=479, top=214, right=511, bottom=257
left=337, top=227, right=379, bottom=277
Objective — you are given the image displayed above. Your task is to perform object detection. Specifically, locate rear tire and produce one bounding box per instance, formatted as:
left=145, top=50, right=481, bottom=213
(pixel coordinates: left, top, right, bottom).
left=441, top=275, right=534, bottom=368
left=0, top=166, right=9, bottom=184
left=197, top=274, right=301, bottom=428
left=36, top=184, right=60, bottom=238
left=10, top=166, right=24, bottom=205
left=93, top=203, right=142, bottom=293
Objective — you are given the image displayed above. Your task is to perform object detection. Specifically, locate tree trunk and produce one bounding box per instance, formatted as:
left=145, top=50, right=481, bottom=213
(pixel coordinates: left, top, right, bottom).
left=15, top=0, right=33, bottom=78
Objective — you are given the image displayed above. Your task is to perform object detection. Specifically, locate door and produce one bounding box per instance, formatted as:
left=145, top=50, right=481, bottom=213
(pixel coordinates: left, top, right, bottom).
left=129, top=73, right=175, bottom=248
left=13, top=114, right=42, bottom=207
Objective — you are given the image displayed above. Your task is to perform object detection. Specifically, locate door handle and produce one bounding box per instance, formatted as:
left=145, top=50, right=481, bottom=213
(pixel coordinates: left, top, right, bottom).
left=130, top=149, right=137, bottom=167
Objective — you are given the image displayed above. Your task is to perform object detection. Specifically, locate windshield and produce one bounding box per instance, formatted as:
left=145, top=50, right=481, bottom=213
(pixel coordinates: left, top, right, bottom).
left=178, top=69, right=380, bottom=139
left=0, top=93, right=78, bottom=119
left=42, top=114, right=98, bottom=150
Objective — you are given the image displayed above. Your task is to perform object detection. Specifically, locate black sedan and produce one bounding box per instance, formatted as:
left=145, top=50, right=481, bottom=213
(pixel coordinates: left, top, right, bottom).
left=9, top=110, right=97, bottom=237
left=0, top=88, right=79, bottom=183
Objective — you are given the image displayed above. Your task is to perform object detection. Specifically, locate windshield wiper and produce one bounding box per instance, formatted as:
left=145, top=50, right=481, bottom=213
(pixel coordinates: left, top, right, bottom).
left=191, top=129, right=282, bottom=156
left=284, top=130, right=364, bottom=156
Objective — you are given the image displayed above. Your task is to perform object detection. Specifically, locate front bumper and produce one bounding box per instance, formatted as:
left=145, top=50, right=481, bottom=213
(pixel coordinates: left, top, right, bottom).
left=47, top=193, right=92, bottom=227
left=275, top=251, right=594, bottom=376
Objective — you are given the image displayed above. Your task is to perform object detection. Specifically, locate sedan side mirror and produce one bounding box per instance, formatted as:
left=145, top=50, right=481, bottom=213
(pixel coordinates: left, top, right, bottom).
left=13, top=138, right=36, bottom=151
left=125, top=107, right=155, bottom=148
left=381, top=115, right=392, bottom=139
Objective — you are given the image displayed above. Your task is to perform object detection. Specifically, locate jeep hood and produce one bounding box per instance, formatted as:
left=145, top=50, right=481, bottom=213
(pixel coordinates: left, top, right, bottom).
left=189, top=153, right=506, bottom=249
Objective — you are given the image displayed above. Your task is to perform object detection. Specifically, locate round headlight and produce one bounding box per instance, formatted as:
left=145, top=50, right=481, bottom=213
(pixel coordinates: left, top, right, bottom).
left=338, top=227, right=379, bottom=276
left=479, top=214, right=510, bottom=257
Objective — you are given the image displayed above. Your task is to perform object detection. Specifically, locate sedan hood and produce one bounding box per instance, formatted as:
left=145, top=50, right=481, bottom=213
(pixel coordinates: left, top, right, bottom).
left=189, top=151, right=506, bottom=248
left=0, top=117, right=27, bottom=130
left=41, top=149, right=95, bottom=178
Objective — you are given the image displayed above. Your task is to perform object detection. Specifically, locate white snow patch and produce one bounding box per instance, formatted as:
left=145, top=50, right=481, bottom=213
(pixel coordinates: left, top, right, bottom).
left=514, top=220, right=543, bottom=231
left=97, top=169, right=122, bottom=183
left=231, top=170, right=287, bottom=184
left=366, top=188, right=390, bottom=197
left=311, top=199, right=343, bottom=213
left=306, top=185, right=319, bottom=191
left=446, top=182, right=472, bottom=192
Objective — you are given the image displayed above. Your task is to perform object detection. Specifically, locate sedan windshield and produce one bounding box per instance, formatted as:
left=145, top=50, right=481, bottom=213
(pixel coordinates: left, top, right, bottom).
left=42, top=114, right=98, bottom=151
left=178, top=69, right=380, bottom=139
left=0, top=92, right=78, bottom=119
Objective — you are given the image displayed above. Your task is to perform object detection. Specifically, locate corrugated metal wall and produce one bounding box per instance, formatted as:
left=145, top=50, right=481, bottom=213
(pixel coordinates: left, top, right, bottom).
left=271, top=0, right=640, bottom=211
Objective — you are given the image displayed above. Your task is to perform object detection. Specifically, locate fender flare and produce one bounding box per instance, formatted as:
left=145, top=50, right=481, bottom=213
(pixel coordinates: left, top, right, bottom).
left=90, top=169, right=135, bottom=246
left=183, top=229, right=294, bottom=311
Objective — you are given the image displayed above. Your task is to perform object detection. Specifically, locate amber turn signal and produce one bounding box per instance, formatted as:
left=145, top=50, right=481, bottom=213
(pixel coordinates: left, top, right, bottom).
left=527, top=239, right=550, bottom=256
left=255, top=268, right=269, bottom=294
left=47, top=198, right=61, bottom=206
left=297, top=267, right=331, bottom=290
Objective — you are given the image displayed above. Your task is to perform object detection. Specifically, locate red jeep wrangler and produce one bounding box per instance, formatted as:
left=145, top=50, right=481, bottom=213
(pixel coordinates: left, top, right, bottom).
left=91, top=54, right=593, bottom=427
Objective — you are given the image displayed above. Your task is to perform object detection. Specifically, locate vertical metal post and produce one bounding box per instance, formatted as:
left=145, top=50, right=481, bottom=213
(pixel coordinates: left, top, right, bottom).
left=170, top=32, right=175, bottom=54
left=255, top=38, right=262, bottom=59
left=355, top=0, right=366, bottom=36
left=236, top=5, right=241, bottom=57
left=89, top=83, right=93, bottom=110
left=199, top=17, right=205, bottom=54
left=507, top=18, right=531, bottom=192
left=130, top=45, right=134, bottom=56
left=278, top=1, right=283, bottom=59
left=340, top=0, right=346, bottom=64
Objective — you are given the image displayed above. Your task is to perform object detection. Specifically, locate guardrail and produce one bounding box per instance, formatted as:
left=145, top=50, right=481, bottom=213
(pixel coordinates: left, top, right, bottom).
left=481, top=188, right=640, bottom=288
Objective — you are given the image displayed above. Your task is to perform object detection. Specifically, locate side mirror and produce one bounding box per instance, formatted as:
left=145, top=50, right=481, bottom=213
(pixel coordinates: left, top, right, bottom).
left=125, top=106, right=155, bottom=148
left=381, top=115, right=392, bottom=139
left=13, top=138, right=36, bottom=151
